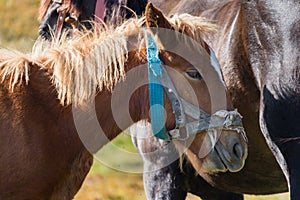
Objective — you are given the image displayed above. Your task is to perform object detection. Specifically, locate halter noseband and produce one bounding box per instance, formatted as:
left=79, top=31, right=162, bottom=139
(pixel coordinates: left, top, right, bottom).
left=146, top=34, right=247, bottom=142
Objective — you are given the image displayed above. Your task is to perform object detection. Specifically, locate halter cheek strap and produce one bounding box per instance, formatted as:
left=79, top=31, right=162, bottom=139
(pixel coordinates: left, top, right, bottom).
left=146, top=34, right=167, bottom=140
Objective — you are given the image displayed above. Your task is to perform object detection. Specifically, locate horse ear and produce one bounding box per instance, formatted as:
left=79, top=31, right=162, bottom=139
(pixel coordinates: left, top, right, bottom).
left=145, top=2, right=173, bottom=30
left=145, top=2, right=176, bottom=49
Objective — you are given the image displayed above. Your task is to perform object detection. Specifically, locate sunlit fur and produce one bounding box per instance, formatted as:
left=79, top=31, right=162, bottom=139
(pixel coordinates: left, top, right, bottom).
left=168, top=13, right=216, bottom=45
left=0, top=14, right=215, bottom=106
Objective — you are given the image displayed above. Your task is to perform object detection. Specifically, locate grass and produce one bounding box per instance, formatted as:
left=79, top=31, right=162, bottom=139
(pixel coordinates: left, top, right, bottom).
left=0, top=1, right=290, bottom=199
left=75, top=165, right=146, bottom=200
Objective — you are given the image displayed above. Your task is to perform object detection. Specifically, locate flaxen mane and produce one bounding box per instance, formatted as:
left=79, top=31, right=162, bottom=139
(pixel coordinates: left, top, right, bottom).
left=0, top=14, right=215, bottom=106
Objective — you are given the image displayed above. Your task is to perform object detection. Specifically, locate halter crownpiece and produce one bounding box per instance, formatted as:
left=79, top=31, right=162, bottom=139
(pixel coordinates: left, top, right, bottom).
left=146, top=34, right=247, bottom=142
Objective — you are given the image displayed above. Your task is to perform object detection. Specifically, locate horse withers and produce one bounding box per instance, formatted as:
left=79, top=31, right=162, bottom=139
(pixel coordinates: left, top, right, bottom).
left=0, top=12, right=247, bottom=199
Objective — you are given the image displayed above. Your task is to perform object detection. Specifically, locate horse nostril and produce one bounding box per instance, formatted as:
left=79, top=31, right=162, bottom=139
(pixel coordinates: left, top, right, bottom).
left=233, top=143, right=243, bottom=159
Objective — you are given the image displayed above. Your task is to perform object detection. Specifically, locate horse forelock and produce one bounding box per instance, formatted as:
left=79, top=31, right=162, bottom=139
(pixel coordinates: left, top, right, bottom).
left=168, top=14, right=216, bottom=46
left=0, top=15, right=215, bottom=107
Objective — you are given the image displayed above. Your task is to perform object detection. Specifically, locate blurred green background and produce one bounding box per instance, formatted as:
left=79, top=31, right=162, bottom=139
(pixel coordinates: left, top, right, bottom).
left=0, top=0, right=289, bottom=199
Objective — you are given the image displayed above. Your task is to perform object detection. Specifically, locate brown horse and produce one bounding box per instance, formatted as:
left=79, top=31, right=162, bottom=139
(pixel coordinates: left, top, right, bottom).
left=135, top=1, right=297, bottom=199
left=38, top=1, right=252, bottom=199
left=0, top=13, right=247, bottom=199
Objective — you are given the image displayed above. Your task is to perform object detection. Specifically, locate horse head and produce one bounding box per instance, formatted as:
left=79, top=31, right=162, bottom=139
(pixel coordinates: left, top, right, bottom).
left=136, top=3, right=248, bottom=176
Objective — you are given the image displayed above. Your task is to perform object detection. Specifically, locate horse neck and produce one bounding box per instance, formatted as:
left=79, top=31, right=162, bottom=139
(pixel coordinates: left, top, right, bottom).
left=200, top=1, right=260, bottom=110
left=26, top=64, right=125, bottom=153
left=25, top=65, right=77, bottom=131
left=168, top=0, right=232, bottom=15
left=241, top=0, right=300, bottom=93
left=151, top=0, right=181, bottom=14
left=28, top=49, right=172, bottom=153
left=87, top=51, right=161, bottom=150
left=2, top=64, right=88, bottom=155
left=93, top=49, right=194, bottom=140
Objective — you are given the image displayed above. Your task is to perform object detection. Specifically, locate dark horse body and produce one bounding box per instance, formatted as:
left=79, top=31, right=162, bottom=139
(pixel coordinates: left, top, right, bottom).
left=238, top=1, right=300, bottom=198
left=140, top=0, right=299, bottom=199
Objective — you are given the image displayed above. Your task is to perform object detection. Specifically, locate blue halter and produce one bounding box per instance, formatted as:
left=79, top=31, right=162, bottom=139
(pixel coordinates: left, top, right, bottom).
left=146, top=34, right=167, bottom=140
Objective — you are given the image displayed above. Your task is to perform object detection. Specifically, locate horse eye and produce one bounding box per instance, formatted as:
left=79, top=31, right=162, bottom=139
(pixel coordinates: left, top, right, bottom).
left=186, top=69, right=202, bottom=80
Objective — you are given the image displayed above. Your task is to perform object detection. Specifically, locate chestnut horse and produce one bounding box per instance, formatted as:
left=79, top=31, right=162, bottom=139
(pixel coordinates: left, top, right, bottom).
left=38, top=1, right=251, bottom=199
left=136, top=1, right=299, bottom=199
left=0, top=13, right=247, bottom=199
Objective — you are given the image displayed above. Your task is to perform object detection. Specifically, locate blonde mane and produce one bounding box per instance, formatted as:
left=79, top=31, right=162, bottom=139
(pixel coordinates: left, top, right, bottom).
left=0, top=14, right=215, bottom=106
